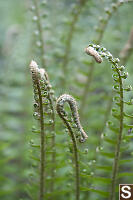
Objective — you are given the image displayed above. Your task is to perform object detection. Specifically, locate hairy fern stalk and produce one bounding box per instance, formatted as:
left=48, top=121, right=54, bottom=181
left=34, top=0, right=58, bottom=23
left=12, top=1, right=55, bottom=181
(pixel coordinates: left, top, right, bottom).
left=30, top=60, right=56, bottom=200
left=85, top=44, right=133, bottom=200
left=56, top=94, right=88, bottom=200
left=80, top=0, right=133, bottom=117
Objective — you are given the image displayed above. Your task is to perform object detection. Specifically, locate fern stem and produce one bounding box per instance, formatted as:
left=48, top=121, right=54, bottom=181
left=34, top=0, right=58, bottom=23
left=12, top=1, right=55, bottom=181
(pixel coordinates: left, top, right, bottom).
left=62, top=117, right=80, bottom=200
left=56, top=94, right=88, bottom=200
left=85, top=44, right=128, bottom=199
left=80, top=62, right=95, bottom=116
left=36, top=81, right=46, bottom=200
left=30, top=61, right=46, bottom=200
left=80, top=0, right=131, bottom=116
left=100, top=26, right=133, bottom=141
left=119, top=27, right=133, bottom=65
left=45, top=82, right=56, bottom=192
left=32, top=0, right=46, bottom=68
left=109, top=69, right=124, bottom=200
left=62, top=2, right=86, bottom=88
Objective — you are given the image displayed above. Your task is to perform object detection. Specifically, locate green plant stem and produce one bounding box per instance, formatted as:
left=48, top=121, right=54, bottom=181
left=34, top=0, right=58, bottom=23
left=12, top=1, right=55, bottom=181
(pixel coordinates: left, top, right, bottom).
left=80, top=0, right=128, bottom=116
left=47, top=95, right=56, bottom=192
left=119, top=27, right=133, bottom=65
left=84, top=44, right=126, bottom=199
left=80, top=62, right=95, bottom=117
left=57, top=111, right=80, bottom=200
left=62, top=4, right=85, bottom=88
left=99, top=26, right=133, bottom=140
left=64, top=121, right=80, bottom=200
left=109, top=69, right=124, bottom=200
left=43, top=72, right=56, bottom=192
left=36, top=80, right=45, bottom=200
left=33, top=0, right=46, bottom=68
left=56, top=94, right=88, bottom=200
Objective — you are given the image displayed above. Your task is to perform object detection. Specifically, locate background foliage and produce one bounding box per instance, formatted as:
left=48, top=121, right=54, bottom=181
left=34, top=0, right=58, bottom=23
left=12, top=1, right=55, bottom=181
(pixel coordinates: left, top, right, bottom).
left=0, top=0, right=133, bottom=199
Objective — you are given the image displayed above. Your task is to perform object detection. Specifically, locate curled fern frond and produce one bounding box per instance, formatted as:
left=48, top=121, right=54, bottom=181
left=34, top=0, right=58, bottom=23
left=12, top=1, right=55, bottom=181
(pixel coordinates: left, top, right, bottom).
left=80, top=0, right=133, bottom=116
left=30, top=60, right=56, bottom=199
left=85, top=46, right=103, bottom=63
left=56, top=94, right=88, bottom=143
left=56, top=94, right=88, bottom=200
left=30, top=60, right=46, bottom=200
left=85, top=44, right=132, bottom=200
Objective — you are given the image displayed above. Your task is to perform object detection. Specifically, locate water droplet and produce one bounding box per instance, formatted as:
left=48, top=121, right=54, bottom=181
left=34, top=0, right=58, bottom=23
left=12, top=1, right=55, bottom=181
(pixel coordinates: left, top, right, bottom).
left=41, top=0, right=47, bottom=5
left=30, top=139, right=34, bottom=144
left=49, top=90, right=54, bottom=95
left=126, top=85, right=132, bottom=91
left=65, top=128, right=69, bottom=133
left=69, top=171, right=73, bottom=175
left=36, top=41, right=42, bottom=47
left=33, top=103, right=38, bottom=108
left=101, top=133, right=106, bottom=139
left=47, top=176, right=51, bottom=180
left=123, top=139, right=127, bottom=143
left=90, top=172, right=94, bottom=176
left=119, top=0, right=124, bottom=4
left=114, top=58, right=120, bottom=63
left=96, top=146, right=99, bottom=152
left=130, top=99, right=133, bottom=105
left=83, top=169, right=87, bottom=173
left=100, top=146, right=103, bottom=151
left=33, top=16, right=38, bottom=21
left=88, top=161, right=92, bottom=166
left=47, top=84, right=52, bottom=89
left=119, top=65, right=125, bottom=71
left=42, top=12, right=48, bottom=18
left=122, top=72, right=128, bottom=79
left=34, top=30, right=39, bottom=36
left=111, top=3, right=117, bottom=9
left=84, top=148, right=88, bottom=154
left=49, top=120, right=54, bottom=124
left=43, top=99, right=49, bottom=105
left=68, top=159, right=72, bottom=164
left=31, top=5, right=35, bottom=11
left=33, top=112, right=40, bottom=120
left=42, top=91, right=48, bottom=97
left=104, top=7, right=111, bottom=15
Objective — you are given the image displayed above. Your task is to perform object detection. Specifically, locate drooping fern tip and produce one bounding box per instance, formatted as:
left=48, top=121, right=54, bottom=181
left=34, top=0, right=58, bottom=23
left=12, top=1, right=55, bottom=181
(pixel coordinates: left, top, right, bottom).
left=85, top=43, right=132, bottom=200
left=56, top=94, right=88, bottom=143
left=85, top=46, right=103, bottom=63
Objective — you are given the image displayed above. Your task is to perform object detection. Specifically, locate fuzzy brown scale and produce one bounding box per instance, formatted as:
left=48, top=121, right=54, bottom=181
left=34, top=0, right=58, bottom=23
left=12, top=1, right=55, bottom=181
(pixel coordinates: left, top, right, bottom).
left=85, top=46, right=103, bottom=63
left=56, top=94, right=88, bottom=142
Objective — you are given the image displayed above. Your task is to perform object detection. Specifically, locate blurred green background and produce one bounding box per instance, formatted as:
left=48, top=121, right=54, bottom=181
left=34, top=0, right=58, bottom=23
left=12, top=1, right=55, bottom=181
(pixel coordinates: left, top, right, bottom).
left=0, top=0, right=133, bottom=199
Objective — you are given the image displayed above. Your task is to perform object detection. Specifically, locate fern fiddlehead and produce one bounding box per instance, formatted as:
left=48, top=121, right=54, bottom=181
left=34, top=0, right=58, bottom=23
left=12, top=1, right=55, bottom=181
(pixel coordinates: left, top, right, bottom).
left=80, top=0, right=133, bottom=117
left=30, top=60, right=46, bottom=200
left=30, top=60, right=56, bottom=199
left=85, top=44, right=130, bottom=200
left=56, top=94, right=88, bottom=200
